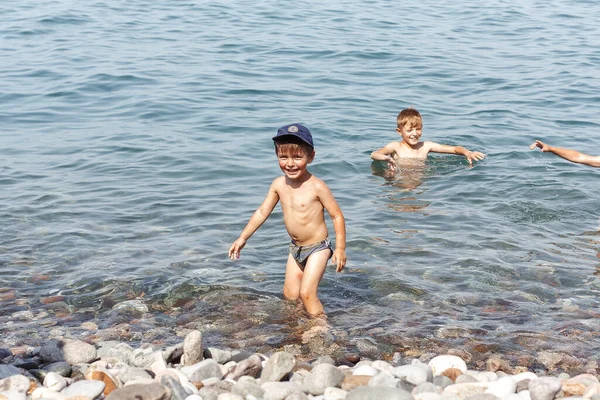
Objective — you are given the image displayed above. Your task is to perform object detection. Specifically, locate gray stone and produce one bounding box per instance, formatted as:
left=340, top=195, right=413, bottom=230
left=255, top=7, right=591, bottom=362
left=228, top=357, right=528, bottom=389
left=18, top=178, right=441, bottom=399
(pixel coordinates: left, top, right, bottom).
left=413, top=382, right=439, bottom=394
left=182, top=330, right=203, bottom=366
left=465, top=394, right=499, bottom=400
left=285, top=392, right=310, bottom=400
left=204, top=347, right=233, bottom=364
left=324, top=386, right=349, bottom=399
left=226, top=354, right=263, bottom=380
left=130, top=347, right=161, bottom=369
left=261, top=352, right=296, bottom=383
left=261, top=381, right=305, bottom=400
left=119, top=366, right=154, bottom=383
left=0, top=365, right=21, bottom=380
left=61, top=380, right=106, bottom=399
left=368, top=371, right=399, bottom=388
left=216, top=394, right=244, bottom=400
left=414, top=393, right=444, bottom=400
left=199, top=380, right=234, bottom=400
left=231, top=379, right=265, bottom=398
left=39, top=339, right=97, bottom=365
left=303, top=363, right=345, bottom=395
left=442, top=382, right=488, bottom=399
left=106, top=382, right=170, bottom=400
left=42, top=361, right=72, bottom=377
left=97, top=341, right=134, bottom=363
left=456, top=374, right=479, bottom=384
left=160, top=375, right=188, bottom=400
left=231, top=351, right=254, bottom=362
left=433, top=375, right=454, bottom=388
left=528, top=377, right=562, bottom=400
left=347, top=386, right=413, bottom=400
left=163, top=343, right=184, bottom=364
left=393, top=364, right=432, bottom=385
left=313, top=356, right=336, bottom=366
left=181, top=359, right=223, bottom=382
left=516, top=379, right=531, bottom=392
left=0, top=348, right=12, bottom=360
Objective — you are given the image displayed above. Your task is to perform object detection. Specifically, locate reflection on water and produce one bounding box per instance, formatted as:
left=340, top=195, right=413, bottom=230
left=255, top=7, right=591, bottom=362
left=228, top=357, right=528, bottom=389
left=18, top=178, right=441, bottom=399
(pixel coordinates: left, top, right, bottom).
left=371, top=158, right=428, bottom=192
left=371, top=160, right=431, bottom=213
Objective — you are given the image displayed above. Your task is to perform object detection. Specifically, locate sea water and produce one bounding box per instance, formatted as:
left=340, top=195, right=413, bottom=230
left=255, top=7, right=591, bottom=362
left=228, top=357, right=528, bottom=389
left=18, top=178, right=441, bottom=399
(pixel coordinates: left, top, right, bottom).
left=1, top=0, right=600, bottom=364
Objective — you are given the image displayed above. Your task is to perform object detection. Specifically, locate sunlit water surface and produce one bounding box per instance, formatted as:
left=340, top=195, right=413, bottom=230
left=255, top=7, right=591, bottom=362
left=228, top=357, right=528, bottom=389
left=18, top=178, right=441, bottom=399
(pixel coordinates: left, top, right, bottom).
left=1, top=0, right=600, bottom=371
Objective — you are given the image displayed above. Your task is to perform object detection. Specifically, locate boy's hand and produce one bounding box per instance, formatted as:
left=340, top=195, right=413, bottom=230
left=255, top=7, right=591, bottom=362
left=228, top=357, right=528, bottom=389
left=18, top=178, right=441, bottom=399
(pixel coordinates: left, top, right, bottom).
left=228, top=238, right=247, bottom=260
left=465, top=151, right=485, bottom=165
left=530, top=140, right=549, bottom=152
left=385, top=156, right=397, bottom=171
left=332, top=248, right=347, bottom=272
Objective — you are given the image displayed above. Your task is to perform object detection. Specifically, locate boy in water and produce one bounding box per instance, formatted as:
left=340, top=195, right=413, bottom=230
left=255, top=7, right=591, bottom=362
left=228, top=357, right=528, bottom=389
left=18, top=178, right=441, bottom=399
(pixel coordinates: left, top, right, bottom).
left=229, top=124, right=347, bottom=315
left=530, top=140, right=600, bottom=167
left=371, top=108, right=485, bottom=170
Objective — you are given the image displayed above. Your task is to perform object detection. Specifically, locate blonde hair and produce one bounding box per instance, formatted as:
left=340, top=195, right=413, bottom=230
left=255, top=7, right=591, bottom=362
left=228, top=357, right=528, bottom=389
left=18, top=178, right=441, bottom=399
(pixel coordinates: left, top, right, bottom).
left=397, top=107, right=423, bottom=131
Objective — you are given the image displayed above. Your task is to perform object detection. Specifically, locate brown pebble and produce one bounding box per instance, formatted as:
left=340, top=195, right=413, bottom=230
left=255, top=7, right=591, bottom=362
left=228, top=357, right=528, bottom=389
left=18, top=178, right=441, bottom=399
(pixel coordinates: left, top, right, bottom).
left=40, top=295, right=65, bottom=305
left=341, top=375, right=372, bottom=391
left=86, top=370, right=121, bottom=395
left=345, top=353, right=360, bottom=363
left=193, top=381, right=204, bottom=389
left=486, top=356, right=511, bottom=373
left=442, top=368, right=463, bottom=382
left=562, top=382, right=587, bottom=397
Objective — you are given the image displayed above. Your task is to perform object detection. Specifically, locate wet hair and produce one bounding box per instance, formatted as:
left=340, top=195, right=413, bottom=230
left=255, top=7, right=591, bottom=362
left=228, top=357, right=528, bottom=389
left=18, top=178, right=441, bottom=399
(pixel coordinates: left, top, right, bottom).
left=274, top=136, right=314, bottom=156
left=397, top=107, right=423, bottom=131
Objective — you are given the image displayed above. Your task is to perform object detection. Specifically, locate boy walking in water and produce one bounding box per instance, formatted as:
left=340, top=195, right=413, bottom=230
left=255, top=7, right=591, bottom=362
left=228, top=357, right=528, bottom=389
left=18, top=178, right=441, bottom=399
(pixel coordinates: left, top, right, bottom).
left=371, top=108, right=485, bottom=169
left=229, top=124, right=347, bottom=315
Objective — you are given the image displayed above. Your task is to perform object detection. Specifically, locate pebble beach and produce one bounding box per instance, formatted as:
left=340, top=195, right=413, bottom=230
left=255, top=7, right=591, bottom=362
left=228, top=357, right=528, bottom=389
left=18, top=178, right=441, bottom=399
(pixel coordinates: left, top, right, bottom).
left=1, top=323, right=600, bottom=400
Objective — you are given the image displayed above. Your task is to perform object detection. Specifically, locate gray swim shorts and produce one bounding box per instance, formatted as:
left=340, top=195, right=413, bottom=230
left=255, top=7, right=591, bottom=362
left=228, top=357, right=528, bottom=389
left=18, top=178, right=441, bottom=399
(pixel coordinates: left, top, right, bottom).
left=289, top=238, right=333, bottom=270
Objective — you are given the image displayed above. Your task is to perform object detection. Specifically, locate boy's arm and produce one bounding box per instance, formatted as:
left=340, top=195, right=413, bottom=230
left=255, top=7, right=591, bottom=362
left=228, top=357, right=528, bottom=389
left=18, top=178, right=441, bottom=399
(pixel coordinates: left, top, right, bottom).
left=427, top=142, right=485, bottom=165
left=316, top=182, right=347, bottom=272
left=229, top=181, right=280, bottom=260
left=370, top=143, right=397, bottom=170
left=530, top=140, right=600, bottom=167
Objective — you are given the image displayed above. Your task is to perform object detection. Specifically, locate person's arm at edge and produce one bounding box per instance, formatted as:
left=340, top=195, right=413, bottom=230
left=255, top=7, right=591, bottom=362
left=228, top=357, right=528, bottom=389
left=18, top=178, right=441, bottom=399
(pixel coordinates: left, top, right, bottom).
left=530, top=140, right=600, bottom=167
left=228, top=180, right=280, bottom=260
left=427, top=141, right=486, bottom=165
left=317, top=181, right=347, bottom=272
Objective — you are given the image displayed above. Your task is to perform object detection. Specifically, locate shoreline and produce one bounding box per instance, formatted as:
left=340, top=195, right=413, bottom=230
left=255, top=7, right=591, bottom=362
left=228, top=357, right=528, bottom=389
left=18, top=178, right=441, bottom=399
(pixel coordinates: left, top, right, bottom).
left=1, top=325, right=599, bottom=400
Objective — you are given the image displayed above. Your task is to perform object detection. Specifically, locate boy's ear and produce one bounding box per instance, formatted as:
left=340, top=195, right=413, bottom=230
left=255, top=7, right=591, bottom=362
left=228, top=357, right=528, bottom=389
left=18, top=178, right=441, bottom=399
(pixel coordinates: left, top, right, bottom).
left=396, top=127, right=402, bottom=134
left=308, top=150, right=315, bottom=163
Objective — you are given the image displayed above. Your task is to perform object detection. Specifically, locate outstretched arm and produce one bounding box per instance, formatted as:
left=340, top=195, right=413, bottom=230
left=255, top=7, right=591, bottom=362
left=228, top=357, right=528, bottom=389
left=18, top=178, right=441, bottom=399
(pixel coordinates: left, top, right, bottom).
left=317, top=182, right=347, bottom=272
left=229, top=182, right=280, bottom=260
left=530, top=140, right=600, bottom=167
left=371, top=143, right=398, bottom=171
left=428, top=142, right=485, bottom=166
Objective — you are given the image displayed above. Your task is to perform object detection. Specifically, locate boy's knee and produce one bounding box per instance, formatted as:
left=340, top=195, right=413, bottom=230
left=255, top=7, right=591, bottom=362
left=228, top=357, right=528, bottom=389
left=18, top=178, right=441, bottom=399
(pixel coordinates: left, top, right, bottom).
left=283, top=286, right=299, bottom=301
left=299, top=287, right=317, bottom=303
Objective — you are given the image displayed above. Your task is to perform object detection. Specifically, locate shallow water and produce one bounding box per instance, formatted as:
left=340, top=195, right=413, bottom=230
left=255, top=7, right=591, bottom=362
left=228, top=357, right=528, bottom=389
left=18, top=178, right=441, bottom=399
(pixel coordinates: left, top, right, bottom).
left=1, top=0, right=600, bottom=367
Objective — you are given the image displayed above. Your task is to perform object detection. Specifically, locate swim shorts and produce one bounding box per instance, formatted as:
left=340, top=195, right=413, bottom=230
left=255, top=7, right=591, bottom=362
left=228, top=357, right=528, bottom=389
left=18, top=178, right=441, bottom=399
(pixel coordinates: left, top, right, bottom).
left=289, top=238, right=333, bottom=270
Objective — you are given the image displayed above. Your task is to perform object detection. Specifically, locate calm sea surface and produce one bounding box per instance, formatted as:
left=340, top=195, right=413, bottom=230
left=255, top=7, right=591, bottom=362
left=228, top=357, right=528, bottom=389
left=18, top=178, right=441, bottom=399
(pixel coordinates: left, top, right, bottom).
left=2, top=0, right=600, bottom=368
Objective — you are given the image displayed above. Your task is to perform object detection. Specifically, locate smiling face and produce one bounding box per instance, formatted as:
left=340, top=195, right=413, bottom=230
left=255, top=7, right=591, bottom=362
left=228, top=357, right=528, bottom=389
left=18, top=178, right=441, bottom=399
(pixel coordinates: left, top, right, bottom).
left=396, top=109, right=423, bottom=148
left=275, top=142, right=314, bottom=181
left=397, top=122, right=422, bottom=147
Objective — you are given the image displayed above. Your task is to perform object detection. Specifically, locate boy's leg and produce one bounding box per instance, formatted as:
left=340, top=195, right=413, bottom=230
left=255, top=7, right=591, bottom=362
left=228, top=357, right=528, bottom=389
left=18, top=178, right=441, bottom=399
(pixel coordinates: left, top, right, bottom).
left=299, top=249, right=330, bottom=315
left=283, top=253, right=303, bottom=301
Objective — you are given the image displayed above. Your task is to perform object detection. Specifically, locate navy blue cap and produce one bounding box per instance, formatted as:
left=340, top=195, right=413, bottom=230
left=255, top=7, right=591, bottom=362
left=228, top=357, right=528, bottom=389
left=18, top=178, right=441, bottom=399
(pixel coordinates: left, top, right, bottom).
left=272, top=123, right=314, bottom=148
